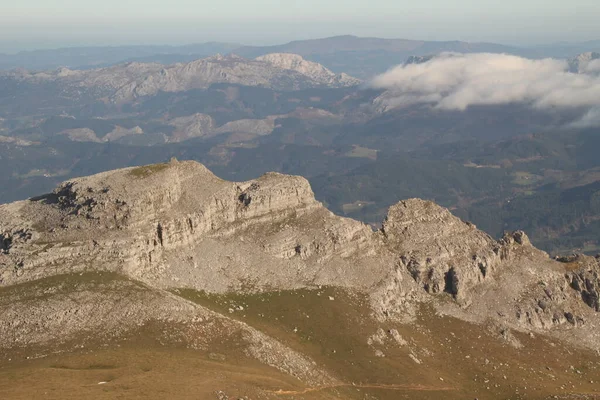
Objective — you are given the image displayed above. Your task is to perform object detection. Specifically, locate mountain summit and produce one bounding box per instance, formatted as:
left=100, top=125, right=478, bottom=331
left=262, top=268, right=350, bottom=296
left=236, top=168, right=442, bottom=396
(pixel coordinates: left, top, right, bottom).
left=256, top=53, right=360, bottom=87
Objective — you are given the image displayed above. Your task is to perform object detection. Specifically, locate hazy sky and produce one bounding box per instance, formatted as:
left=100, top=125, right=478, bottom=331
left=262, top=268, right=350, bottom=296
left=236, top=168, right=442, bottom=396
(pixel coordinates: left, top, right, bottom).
left=1, top=0, right=599, bottom=52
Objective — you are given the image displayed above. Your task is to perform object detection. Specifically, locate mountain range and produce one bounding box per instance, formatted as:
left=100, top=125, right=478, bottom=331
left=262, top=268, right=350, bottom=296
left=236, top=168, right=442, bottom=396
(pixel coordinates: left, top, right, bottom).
left=1, top=160, right=599, bottom=398
left=3, top=35, right=600, bottom=78
left=2, top=53, right=360, bottom=106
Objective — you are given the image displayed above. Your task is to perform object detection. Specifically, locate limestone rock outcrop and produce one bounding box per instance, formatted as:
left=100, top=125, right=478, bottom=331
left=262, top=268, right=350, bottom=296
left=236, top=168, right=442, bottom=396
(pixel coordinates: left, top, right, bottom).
left=256, top=53, right=361, bottom=87
left=1, top=160, right=600, bottom=353
left=381, top=199, right=500, bottom=301
left=564, top=254, right=600, bottom=312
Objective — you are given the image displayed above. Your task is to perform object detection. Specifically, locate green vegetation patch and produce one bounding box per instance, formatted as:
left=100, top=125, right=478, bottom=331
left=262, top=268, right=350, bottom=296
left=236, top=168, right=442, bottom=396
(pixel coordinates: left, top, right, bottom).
left=128, top=163, right=170, bottom=178
left=344, top=145, right=378, bottom=160
left=512, top=171, right=544, bottom=186
left=173, top=288, right=600, bottom=399
left=0, top=271, right=135, bottom=302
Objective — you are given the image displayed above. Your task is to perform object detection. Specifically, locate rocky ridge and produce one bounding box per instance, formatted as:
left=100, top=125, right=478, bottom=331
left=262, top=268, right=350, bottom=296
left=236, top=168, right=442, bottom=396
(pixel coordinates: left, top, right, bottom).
left=1, top=160, right=600, bottom=380
left=256, top=53, right=360, bottom=87
left=1, top=53, right=361, bottom=105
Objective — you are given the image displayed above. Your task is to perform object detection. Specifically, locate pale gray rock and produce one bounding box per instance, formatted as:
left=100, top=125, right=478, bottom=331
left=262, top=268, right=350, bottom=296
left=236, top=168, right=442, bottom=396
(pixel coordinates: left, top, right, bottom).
left=256, top=53, right=361, bottom=87
left=1, top=53, right=361, bottom=105
left=0, top=135, right=35, bottom=146
left=112, top=54, right=360, bottom=103
left=57, top=127, right=101, bottom=142
left=103, top=125, right=144, bottom=142
left=381, top=199, right=501, bottom=302
left=1, top=160, right=600, bottom=355
left=168, top=113, right=216, bottom=141
left=213, top=117, right=277, bottom=136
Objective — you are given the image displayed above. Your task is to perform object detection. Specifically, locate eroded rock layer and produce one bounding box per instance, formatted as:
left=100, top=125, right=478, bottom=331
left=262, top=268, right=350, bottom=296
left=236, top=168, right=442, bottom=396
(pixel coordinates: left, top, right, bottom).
left=1, top=159, right=599, bottom=356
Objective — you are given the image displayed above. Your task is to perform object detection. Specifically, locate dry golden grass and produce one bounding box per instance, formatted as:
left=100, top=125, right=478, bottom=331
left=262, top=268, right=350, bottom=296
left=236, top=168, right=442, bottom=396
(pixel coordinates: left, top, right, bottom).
left=1, top=287, right=599, bottom=399
left=177, top=288, right=600, bottom=400
left=128, top=163, right=170, bottom=178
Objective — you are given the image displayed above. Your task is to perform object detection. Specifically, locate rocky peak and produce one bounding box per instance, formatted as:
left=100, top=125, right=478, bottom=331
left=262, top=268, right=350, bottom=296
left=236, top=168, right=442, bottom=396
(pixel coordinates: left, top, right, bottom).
left=559, top=254, right=600, bottom=312
left=44, top=160, right=319, bottom=230
left=381, top=199, right=500, bottom=300
left=381, top=198, right=499, bottom=259
left=257, top=53, right=332, bottom=75
left=0, top=160, right=328, bottom=285
left=256, top=53, right=361, bottom=87
left=568, top=52, right=600, bottom=73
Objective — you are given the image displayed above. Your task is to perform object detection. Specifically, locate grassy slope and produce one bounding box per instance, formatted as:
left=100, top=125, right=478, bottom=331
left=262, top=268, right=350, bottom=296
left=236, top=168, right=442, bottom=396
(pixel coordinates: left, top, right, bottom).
left=175, top=288, right=600, bottom=400
left=0, top=277, right=599, bottom=399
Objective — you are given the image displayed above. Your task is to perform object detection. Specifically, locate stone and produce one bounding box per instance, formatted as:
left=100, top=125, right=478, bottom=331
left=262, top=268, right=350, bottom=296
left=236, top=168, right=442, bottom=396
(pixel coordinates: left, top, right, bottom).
left=0, top=160, right=599, bottom=358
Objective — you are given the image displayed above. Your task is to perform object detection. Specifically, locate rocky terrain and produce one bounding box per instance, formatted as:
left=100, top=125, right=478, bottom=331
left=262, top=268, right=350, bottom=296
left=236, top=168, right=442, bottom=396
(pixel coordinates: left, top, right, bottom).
left=256, top=53, right=359, bottom=87
left=1, top=160, right=599, bottom=399
left=1, top=53, right=360, bottom=105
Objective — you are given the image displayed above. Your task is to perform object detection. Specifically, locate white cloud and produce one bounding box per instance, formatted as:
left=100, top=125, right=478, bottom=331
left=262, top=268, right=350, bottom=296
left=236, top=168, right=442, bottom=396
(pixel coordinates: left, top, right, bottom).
left=370, top=53, right=600, bottom=126
left=570, top=107, right=600, bottom=128
left=582, top=59, right=600, bottom=74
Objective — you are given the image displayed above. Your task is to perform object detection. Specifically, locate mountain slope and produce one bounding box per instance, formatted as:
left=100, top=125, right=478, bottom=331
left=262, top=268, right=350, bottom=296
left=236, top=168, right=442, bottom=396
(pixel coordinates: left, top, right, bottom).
left=1, top=53, right=361, bottom=106
left=1, top=160, right=600, bottom=398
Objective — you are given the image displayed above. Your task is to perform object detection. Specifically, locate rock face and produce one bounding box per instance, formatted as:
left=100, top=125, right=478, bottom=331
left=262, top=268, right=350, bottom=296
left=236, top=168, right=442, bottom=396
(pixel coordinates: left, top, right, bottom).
left=256, top=53, right=360, bottom=87
left=382, top=199, right=501, bottom=301
left=564, top=254, right=600, bottom=312
left=0, top=161, right=376, bottom=292
left=1, top=160, right=600, bottom=354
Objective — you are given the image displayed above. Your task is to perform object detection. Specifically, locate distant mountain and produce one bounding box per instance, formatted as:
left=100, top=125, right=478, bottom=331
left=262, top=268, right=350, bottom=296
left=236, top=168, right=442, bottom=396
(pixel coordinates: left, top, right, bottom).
left=5, top=35, right=600, bottom=79
left=0, top=42, right=241, bottom=71
left=236, top=35, right=525, bottom=57
left=531, top=40, right=600, bottom=58
left=235, top=35, right=534, bottom=78
left=0, top=35, right=537, bottom=79
left=568, top=52, right=600, bottom=73
left=237, top=35, right=426, bottom=56
left=255, top=53, right=359, bottom=87
left=108, top=53, right=361, bottom=103
left=403, top=55, right=436, bottom=65
left=2, top=53, right=361, bottom=105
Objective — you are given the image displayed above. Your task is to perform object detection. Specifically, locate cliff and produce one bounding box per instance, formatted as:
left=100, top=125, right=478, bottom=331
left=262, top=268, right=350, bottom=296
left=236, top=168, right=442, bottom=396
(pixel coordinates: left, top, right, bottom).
left=1, top=159, right=599, bottom=356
